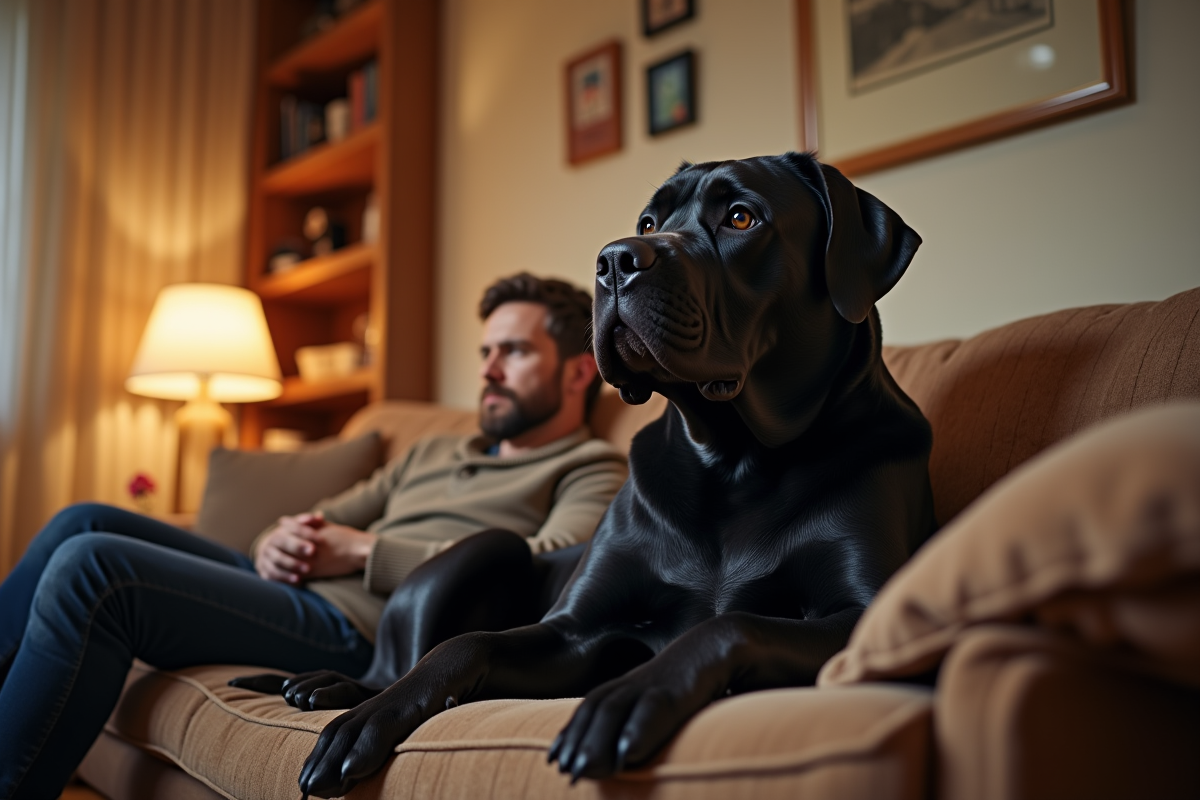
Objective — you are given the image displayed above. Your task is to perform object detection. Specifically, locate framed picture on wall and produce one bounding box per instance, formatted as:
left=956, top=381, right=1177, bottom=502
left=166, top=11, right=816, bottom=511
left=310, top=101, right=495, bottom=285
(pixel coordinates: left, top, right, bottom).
left=647, top=50, right=697, bottom=136
left=642, top=0, right=695, bottom=37
left=566, top=40, right=623, bottom=165
left=796, top=0, right=1132, bottom=176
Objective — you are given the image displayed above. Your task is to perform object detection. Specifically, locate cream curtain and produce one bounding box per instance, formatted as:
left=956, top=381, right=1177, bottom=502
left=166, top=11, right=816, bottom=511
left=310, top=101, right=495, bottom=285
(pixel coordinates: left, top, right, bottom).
left=0, top=0, right=256, bottom=578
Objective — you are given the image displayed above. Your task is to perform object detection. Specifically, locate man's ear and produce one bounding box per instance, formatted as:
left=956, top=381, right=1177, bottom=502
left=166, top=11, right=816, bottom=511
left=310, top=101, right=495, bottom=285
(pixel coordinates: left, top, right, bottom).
left=564, top=352, right=599, bottom=396
left=786, top=152, right=922, bottom=324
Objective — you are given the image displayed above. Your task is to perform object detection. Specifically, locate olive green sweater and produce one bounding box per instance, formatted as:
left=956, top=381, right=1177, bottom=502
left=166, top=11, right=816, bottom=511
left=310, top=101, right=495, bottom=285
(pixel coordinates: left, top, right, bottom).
left=295, top=428, right=626, bottom=641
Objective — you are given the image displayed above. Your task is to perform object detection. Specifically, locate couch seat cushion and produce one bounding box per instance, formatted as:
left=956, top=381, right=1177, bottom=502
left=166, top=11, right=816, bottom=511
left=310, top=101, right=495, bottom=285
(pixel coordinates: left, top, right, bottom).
left=105, top=662, right=932, bottom=800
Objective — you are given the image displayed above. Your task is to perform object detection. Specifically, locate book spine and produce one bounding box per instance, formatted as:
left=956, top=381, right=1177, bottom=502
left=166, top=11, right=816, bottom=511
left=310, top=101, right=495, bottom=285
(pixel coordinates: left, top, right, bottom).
left=364, top=60, right=377, bottom=123
left=280, top=95, right=297, bottom=160
left=349, top=70, right=365, bottom=131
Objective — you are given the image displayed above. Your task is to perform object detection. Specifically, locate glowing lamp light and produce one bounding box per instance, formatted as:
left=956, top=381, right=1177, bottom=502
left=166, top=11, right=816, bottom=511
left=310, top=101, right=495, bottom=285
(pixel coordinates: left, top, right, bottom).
left=126, top=283, right=282, bottom=402
left=126, top=283, right=282, bottom=513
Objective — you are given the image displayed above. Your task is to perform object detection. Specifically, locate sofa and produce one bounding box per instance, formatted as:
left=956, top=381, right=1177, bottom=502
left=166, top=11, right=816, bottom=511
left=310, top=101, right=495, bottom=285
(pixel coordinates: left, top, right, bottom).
left=78, top=288, right=1200, bottom=800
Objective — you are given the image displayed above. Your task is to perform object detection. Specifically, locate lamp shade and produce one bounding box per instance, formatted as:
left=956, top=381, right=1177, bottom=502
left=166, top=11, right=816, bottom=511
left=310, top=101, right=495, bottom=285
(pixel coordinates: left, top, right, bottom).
left=126, top=284, right=282, bottom=402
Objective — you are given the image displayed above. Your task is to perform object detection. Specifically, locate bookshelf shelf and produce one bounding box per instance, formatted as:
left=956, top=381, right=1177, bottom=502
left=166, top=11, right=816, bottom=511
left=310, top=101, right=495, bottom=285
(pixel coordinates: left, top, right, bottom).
left=266, top=369, right=376, bottom=410
left=266, top=0, right=384, bottom=88
left=254, top=243, right=375, bottom=304
left=262, top=123, right=380, bottom=195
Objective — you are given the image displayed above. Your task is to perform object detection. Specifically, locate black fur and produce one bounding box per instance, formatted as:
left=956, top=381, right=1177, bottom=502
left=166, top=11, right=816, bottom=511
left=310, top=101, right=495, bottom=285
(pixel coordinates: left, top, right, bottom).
left=237, top=153, right=936, bottom=797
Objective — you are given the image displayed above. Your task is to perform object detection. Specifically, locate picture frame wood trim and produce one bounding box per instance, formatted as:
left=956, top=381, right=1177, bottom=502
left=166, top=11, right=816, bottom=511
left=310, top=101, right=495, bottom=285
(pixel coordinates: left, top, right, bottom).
left=565, top=39, right=624, bottom=166
left=642, top=0, right=696, bottom=38
left=796, top=0, right=1132, bottom=177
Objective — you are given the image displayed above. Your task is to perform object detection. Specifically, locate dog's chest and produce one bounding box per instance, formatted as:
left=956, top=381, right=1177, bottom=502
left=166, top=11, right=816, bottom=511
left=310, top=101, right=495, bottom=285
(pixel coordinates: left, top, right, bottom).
left=631, top=457, right=829, bottom=621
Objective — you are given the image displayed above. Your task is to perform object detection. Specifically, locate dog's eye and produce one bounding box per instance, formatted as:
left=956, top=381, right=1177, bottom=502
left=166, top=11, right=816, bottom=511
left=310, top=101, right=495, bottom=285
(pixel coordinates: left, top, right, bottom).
left=727, top=207, right=757, bottom=231
left=639, top=217, right=656, bottom=235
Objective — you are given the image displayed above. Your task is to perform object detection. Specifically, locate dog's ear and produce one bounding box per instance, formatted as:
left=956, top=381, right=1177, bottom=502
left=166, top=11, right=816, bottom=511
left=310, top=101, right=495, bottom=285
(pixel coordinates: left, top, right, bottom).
left=786, top=153, right=921, bottom=324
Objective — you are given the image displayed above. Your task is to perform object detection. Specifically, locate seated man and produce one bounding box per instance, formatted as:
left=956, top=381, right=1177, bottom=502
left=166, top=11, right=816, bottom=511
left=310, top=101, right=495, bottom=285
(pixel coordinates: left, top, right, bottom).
left=0, top=273, right=627, bottom=800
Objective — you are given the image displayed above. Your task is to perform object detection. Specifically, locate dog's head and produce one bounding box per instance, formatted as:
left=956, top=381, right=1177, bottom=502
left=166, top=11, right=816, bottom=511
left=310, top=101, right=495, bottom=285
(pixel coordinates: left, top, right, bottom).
left=593, top=152, right=920, bottom=447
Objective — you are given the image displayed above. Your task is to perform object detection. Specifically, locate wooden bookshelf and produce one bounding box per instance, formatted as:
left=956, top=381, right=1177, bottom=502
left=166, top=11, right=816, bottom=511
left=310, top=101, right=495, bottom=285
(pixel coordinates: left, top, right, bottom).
left=254, top=243, right=375, bottom=304
left=241, top=0, right=436, bottom=448
left=268, top=369, right=375, bottom=408
left=261, top=123, right=380, bottom=195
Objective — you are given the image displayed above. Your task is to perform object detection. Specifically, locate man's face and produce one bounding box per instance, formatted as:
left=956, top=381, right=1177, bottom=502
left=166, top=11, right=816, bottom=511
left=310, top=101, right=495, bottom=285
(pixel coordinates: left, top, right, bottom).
left=478, top=301, right=565, bottom=441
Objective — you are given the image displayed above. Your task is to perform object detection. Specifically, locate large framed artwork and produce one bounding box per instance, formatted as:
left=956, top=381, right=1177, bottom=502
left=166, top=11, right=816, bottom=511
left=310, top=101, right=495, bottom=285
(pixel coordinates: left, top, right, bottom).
left=796, top=0, right=1131, bottom=176
left=566, top=40, right=623, bottom=165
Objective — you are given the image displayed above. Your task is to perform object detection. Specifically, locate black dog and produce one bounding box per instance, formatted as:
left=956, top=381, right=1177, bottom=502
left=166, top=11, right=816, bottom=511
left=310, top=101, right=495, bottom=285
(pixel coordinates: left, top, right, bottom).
left=237, top=152, right=935, bottom=797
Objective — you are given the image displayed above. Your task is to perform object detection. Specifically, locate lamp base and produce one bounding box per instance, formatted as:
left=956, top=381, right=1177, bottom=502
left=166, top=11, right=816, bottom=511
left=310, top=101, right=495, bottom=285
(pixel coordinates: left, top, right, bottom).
left=176, top=397, right=233, bottom=514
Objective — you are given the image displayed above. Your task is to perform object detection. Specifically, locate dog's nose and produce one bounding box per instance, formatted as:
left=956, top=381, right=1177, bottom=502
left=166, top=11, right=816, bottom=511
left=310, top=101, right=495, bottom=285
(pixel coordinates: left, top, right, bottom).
left=597, top=238, right=657, bottom=276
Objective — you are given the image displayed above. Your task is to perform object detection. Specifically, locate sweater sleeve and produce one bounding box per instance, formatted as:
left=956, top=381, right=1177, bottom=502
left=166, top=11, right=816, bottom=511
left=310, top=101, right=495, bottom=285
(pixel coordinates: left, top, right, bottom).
left=526, top=455, right=628, bottom=554
left=314, top=448, right=413, bottom=529
left=248, top=447, right=414, bottom=560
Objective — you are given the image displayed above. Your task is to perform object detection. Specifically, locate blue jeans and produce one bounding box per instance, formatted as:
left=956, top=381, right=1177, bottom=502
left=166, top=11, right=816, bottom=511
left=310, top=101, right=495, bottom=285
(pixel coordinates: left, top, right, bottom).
left=0, top=503, right=374, bottom=800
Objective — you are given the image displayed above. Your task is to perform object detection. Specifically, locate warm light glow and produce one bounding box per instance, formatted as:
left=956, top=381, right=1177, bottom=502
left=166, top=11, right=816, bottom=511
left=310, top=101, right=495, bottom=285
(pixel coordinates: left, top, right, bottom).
left=126, top=284, right=282, bottom=402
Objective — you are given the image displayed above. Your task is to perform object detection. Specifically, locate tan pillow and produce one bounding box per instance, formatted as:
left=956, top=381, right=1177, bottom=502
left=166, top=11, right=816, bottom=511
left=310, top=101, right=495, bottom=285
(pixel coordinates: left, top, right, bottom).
left=194, top=433, right=382, bottom=554
left=818, top=403, right=1200, bottom=688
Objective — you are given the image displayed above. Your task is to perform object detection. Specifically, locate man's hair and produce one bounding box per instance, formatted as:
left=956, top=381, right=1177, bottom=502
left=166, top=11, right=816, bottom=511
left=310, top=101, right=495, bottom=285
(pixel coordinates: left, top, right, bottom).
left=479, top=273, right=602, bottom=414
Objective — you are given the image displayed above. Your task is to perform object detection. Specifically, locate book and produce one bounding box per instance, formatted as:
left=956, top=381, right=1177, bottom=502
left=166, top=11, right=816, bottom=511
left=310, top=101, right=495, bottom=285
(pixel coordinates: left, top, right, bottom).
left=348, top=69, right=365, bottom=131
left=363, top=60, right=378, bottom=123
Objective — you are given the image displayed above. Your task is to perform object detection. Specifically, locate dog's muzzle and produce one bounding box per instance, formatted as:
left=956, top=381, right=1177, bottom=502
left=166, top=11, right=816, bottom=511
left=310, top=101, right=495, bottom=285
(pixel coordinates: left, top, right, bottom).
left=596, top=238, right=657, bottom=278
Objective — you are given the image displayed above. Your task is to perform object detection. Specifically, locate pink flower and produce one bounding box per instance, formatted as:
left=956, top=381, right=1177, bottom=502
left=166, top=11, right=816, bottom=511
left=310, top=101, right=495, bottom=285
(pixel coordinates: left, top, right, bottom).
left=128, top=472, right=156, bottom=499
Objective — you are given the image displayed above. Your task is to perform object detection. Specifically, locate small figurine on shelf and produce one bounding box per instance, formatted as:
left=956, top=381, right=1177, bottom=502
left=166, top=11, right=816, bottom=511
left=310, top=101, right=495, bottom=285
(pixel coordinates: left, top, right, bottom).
left=266, top=237, right=306, bottom=274
left=127, top=472, right=157, bottom=514
left=325, top=98, right=351, bottom=143
left=303, top=207, right=346, bottom=257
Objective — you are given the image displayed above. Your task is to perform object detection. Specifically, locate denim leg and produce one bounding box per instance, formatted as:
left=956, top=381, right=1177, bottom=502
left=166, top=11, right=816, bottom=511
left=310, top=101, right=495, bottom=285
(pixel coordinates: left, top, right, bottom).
left=0, top=502, right=250, bottom=686
left=0, top=532, right=373, bottom=800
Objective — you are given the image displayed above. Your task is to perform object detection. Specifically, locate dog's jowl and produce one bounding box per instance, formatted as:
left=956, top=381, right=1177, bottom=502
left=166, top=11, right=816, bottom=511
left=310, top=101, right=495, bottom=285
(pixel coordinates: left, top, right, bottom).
left=293, top=153, right=936, bottom=797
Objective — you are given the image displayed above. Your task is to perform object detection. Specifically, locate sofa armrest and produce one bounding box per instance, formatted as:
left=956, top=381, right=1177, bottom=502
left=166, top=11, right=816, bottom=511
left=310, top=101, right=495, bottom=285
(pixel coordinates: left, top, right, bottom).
left=820, top=403, right=1200, bottom=688
left=935, top=624, right=1200, bottom=800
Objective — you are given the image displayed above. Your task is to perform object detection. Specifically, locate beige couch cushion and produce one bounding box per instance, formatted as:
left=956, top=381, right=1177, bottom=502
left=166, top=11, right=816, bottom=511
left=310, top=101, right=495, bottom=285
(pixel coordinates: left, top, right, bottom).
left=195, top=433, right=383, bottom=553
left=883, top=287, right=1200, bottom=526
left=820, top=403, right=1200, bottom=688
left=102, top=662, right=932, bottom=800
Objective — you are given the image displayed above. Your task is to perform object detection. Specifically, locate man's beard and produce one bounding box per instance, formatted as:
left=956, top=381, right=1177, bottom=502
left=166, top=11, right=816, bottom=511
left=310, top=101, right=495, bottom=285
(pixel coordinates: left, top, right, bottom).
left=479, top=372, right=563, bottom=442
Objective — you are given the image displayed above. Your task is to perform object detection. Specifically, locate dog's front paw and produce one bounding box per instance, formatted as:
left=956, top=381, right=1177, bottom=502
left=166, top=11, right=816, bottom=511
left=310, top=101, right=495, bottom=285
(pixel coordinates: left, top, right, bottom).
left=297, top=677, right=450, bottom=797
left=228, top=672, right=288, bottom=695
left=281, top=670, right=379, bottom=711
left=548, top=670, right=706, bottom=782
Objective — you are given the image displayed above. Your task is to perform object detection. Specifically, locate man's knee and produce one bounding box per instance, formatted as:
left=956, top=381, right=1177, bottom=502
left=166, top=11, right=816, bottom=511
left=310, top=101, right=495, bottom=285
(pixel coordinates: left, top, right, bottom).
left=41, top=502, right=117, bottom=542
left=36, top=533, right=129, bottom=601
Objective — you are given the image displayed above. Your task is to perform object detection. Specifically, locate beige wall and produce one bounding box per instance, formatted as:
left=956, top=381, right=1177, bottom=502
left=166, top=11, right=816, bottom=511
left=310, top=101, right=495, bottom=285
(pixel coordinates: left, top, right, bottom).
left=436, top=0, right=1200, bottom=408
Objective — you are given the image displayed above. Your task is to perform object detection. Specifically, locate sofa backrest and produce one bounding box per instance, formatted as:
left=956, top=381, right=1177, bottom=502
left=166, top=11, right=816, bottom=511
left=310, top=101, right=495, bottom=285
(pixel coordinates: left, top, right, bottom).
left=883, top=287, right=1200, bottom=526
left=341, top=287, right=1199, bottom=529
left=340, top=385, right=667, bottom=464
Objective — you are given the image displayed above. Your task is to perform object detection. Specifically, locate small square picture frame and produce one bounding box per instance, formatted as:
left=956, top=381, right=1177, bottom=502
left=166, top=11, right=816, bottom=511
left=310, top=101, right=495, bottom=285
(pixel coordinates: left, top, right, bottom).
left=642, top=0, right=695, bottom=37
left=565, top=40, right=623, bottom=165
left=646, top=50, right=696, bottom=136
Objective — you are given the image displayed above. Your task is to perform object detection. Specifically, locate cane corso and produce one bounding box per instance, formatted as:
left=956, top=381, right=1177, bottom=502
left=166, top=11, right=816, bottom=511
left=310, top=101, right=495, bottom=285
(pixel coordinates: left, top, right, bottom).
left=236, top=152, right=936, bottom=797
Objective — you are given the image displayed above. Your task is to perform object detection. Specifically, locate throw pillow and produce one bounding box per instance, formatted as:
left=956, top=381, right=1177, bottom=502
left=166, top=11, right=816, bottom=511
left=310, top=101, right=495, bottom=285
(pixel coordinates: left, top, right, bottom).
left=194, top=432, right=383, bottom=555
left=818, top=403, right=1200, bottom=688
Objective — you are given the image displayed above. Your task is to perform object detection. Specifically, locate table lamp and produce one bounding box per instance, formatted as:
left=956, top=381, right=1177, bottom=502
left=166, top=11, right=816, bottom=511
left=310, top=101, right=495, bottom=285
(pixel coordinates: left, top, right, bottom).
left=126, top=283, right=282, bottom=513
